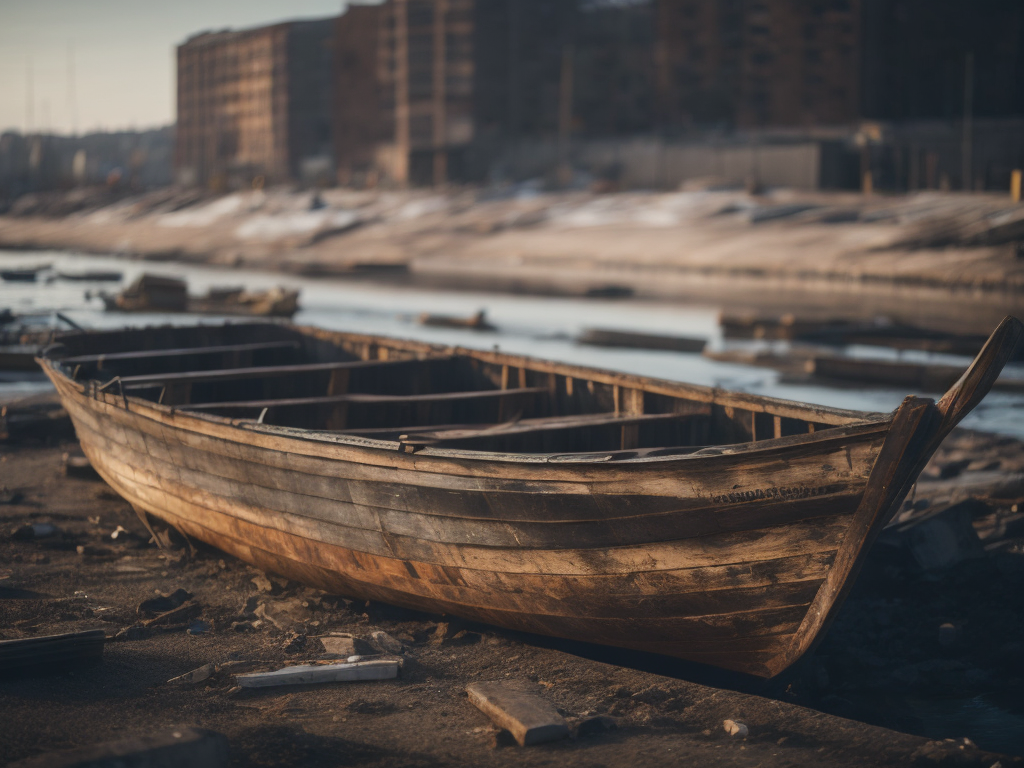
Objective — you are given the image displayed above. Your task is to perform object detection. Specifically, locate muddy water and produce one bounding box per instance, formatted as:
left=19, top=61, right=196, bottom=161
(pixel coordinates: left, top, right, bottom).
left=3, top=249, right=1024, bottom=438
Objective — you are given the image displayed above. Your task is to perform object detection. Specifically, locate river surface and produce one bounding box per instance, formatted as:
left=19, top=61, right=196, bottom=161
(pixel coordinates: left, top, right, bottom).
left=4, top=249, right=1024, bottom=439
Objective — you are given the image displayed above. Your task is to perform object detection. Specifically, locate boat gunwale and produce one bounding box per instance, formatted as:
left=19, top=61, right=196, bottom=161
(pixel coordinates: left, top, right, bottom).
left=39, top=322, right=894, bottom=467
left=41, top=356, right=895, bottom=468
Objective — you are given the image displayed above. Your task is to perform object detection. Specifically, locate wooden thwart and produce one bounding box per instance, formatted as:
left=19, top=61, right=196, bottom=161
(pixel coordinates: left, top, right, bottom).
left=62, top=340, right=301, bottom=368
left=393, top=410, right=696, bottom=446
left=117, top=356, right=447, bottom=389
left=180, top=387, right=547, bottom=411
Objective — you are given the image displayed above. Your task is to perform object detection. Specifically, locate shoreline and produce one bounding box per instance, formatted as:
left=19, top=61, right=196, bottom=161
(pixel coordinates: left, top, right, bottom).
left=2, top=186, right=1024, bottom=335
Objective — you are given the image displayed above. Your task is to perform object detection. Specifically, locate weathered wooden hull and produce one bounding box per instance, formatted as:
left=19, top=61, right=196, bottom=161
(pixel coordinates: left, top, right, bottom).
left=40, top=317, right=1022, bottom=677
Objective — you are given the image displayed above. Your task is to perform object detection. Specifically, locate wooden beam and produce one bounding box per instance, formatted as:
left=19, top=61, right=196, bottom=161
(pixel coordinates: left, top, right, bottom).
left=179, top=387, right=547, bottom=412
left=118, top=356, right=449, bottom=389
left=381, top=411, right=694, bottom=446
left=63, top=340, right=302, bottom=368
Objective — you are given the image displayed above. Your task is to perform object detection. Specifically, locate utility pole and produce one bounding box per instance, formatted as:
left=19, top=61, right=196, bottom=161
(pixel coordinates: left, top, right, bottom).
left=557, top=44, right=574, bottom=187
left=26, top=57, right=34, bottom=134
left=394, top=0, right=410, bottom=186
left=962, top=52, right=974, bottom=191
left=67, top=41, right=78, bottom=136
left=432, top=0, right=448, bottom=186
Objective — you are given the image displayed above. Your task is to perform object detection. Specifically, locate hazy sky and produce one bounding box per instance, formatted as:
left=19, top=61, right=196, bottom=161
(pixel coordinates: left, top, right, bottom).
left=0, top=0, right=355, bottom=135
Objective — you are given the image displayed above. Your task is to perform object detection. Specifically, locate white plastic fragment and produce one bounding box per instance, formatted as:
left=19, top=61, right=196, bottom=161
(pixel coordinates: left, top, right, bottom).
left=235, top=658, right=400, bottom=689
left=723, top=719, right=749, bottom=737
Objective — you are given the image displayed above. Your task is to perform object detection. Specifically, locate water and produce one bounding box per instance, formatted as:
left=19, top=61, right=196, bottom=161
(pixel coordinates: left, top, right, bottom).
left=3, top=249, right=1024, bottom=439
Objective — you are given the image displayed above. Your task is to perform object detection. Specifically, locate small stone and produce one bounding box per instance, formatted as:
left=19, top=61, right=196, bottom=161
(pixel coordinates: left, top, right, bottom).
left=250, top=573, right=273, bottom=593
left=371, top=630, right=403, bottom=655
left=723, top=719, right=749, bottom=738
left=138, top=588, right=192, bottom=618
left=187, top=620, right=211, bottom=636
left=320, top=633, right=356, bottom=657
left=11, top=523, right=59, bottom=541
left=575, top=715, right=618, bottom=737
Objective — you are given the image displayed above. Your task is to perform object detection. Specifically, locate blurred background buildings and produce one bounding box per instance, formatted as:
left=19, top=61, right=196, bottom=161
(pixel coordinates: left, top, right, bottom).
left=3, top=0, right=1023, bottom=201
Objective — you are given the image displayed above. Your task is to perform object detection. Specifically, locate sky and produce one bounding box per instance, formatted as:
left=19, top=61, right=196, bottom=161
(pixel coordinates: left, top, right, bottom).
left=0, top=0, right=356, bottom=135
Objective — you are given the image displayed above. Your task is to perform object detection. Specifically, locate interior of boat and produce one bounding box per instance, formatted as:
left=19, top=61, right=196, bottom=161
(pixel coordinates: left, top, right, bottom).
left=50, top=322, right=867, bottom=456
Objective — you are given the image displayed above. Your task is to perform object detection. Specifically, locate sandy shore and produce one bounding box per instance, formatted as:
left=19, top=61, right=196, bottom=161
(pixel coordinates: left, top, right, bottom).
left=2, top=395, right=1024, bottom=765
left=3, top=186, right=1024, bottom=335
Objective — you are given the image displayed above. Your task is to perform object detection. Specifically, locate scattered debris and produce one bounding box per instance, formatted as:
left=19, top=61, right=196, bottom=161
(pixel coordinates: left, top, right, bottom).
left=466, top=682, right=570, bottom=747
left=235, top=659, right=401, bottom=689
left=11, top=523, right=60, bottom=541
left=167, top=663, right=216, bottom=686
left=253, top=597, right=308, bottom=632
left=62, top=453, right=100, bottom=480
left=0, top=630, right=105, bottom=676
left=6, top=726, right=229, bottom=768
left=723, top=719, right=749, bottom=738
left=138, top=588, right=193, bottom=617
left=283, top=632, right=306, bottom=653
left=887, top=502, right=987, bottom=570
left=114, top=625, right=152, bottom=642
left=0, top=487, right=24, bottom=505
left=370, top=630, right=403, bottom=655
left=319, top=633, right=356, bottom=657
left=575, top=715, right=618, bottom=737
left=187, top=620, right=211, bottom=636
left=142, top=602, right=202, bottom=628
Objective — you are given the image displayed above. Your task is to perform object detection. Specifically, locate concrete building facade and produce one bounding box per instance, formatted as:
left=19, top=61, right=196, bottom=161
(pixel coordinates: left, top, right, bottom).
left=175, top=18, right=334, bottom=188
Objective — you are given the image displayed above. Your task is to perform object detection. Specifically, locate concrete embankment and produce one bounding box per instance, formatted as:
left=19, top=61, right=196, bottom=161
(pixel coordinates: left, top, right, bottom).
left=2, top=186, right=1024, bottom=333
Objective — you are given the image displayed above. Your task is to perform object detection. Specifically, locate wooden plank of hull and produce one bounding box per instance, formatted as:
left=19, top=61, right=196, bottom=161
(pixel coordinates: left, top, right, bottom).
left=77, top=455, right=816, bottom=675
left=59, top=383, right=884, bottom=507
left=74, top=413, right=863, bottom=551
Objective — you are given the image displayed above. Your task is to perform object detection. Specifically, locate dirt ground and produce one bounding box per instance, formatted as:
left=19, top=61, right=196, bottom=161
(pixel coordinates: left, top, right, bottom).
left=2, top=405, right=1023, bottom=767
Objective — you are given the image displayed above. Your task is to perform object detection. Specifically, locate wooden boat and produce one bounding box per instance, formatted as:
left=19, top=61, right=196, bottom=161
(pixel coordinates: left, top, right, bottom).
left=577, top=328, right=706, bottom=353
left=418, top=310, right=495, bottom=331
left=1, top=265, right=50, bottom=283
left=36, top=316, right=1023, bottom=678
left=54, top=270, right=123, bottom=282
left=99, top=274, right=299, bottom=318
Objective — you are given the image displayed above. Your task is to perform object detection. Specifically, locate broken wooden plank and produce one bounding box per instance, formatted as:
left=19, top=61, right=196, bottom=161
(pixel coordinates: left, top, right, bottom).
left=577, top=328, right=706, bottom=353
left=0, top=629, right=105, bottom=676
left=235, top=658, right=400, bottom=688
left=466, top=681, right=570, bottom=746
left=61, top=340, right=301, bottom=368
left=180, top=387, right=547, bottom=412
left=7, top=726, right=229, bottom=768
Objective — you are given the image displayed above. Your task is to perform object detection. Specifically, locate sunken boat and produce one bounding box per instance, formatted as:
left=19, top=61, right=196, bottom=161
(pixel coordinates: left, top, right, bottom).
left=37, top=317, right=1023, bottom=677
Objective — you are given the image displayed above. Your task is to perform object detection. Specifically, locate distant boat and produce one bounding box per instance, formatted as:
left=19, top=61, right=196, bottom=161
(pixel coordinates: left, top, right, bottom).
left=418, top=309, right=496, bottom=331
left=99, top=274, right=299, bottom=318
left=54, top=270, right=123, bottom=282
left=577, top=328, right=706, bottom=353
left=1, top=264, right=51, bottom=283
